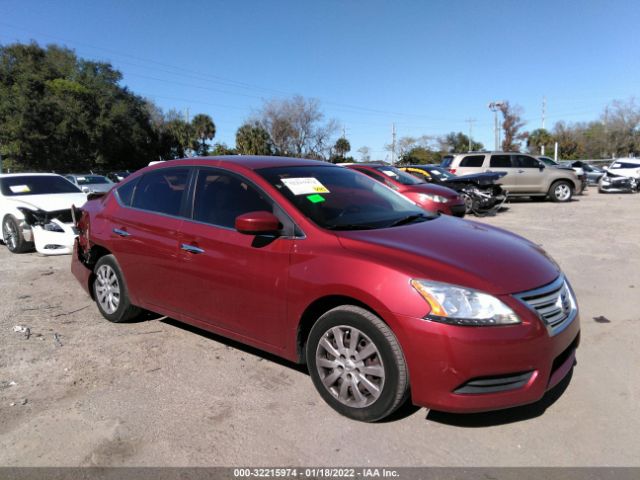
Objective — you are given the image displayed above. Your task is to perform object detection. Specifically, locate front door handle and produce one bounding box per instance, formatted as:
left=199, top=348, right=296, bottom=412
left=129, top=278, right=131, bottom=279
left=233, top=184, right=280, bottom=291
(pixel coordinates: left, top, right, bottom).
left=113, top=228, right=131, bottom=237
left=181, top=243, right=205, bottom=254
left=518, top=169, right=525, bottom=173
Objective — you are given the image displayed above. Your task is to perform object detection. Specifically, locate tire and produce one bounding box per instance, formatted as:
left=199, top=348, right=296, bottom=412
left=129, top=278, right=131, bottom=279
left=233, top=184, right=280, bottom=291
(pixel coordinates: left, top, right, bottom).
left=2, top=215, right=31, bottom=253
left=306, top=305, right=409, bottom=422
left=461, top=193, right=473, bottom=214
left=549, top=181, right=573, bottom=202
left=92, top=254, right=142, bottom=323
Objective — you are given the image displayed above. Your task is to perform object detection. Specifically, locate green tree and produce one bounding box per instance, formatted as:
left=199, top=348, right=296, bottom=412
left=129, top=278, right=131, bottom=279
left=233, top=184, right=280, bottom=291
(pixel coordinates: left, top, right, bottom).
left=440, top=132, right=483, bottom=153
left=209, top=143, right=237, bottom=156
left=191, top=113, right=216, bottom=155
left=399, top=146, right=441, bottom=165
left=334, top=137, right=351, bottom=157
left=235, top=122, right=272, bottom=155
left=527, top=128, right=554, bottom=155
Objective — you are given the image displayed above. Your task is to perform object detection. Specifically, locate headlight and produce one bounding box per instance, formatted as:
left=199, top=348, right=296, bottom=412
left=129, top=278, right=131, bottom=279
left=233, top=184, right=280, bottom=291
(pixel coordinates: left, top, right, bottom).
left=410, top=279, right=521, bottom=326
left=419, top=193, right=448, bottom=203
left=43, top=222, right=64, bottom=233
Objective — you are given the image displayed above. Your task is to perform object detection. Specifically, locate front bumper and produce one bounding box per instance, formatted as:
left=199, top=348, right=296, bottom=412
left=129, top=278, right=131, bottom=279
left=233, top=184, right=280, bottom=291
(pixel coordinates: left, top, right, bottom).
left=391, top=296, right=580, bottom=413
left=32, top=220, right=77, bottom=255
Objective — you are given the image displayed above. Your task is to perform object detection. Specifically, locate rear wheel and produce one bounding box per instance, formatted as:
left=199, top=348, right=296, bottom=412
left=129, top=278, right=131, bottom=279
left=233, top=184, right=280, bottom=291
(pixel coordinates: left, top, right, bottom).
left=2, top=215, right=31, bottom=253
left=549, top=181, right=573, bottom=202
left=306, top=305, right=409, bottom=422
left=93, top=255, right=141, bottom=323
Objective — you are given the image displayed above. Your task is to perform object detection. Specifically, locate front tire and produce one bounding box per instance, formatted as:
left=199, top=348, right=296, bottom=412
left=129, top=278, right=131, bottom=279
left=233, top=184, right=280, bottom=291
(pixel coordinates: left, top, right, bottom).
left=93, top=255, right=141, bottom=323
left=549, top=181, right=573, bottom=202
left=306, top=305, right=409, bottom=422
left=2, top=215, right=31, bottom=253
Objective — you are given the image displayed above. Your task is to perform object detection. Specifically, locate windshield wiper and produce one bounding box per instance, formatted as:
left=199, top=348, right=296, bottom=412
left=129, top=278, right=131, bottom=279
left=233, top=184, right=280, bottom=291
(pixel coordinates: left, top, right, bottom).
left=387, top=213, right=431, bottom=227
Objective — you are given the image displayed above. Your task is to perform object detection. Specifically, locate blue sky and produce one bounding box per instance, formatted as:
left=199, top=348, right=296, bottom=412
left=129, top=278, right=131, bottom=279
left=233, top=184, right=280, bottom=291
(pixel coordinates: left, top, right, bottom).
left=1, top=0, right=639, bottom=159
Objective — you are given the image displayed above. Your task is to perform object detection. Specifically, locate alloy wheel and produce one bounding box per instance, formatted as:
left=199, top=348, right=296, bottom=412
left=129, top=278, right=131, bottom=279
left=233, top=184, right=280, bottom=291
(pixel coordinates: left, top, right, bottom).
left=2, top=219, right=17, bottom=250
left=555, top=183, right=571, bottom=201
left=95, top=264, right=121, bottom=314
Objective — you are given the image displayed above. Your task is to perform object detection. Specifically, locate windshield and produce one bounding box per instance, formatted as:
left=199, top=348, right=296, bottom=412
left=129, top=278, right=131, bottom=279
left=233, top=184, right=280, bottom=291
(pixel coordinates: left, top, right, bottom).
left=73, top=175, right=112, bottom=185
left=0, top=175, right=82, bottom=196
left=423, top=166, right=456, bottom=180
left=373, top=166, right=424, bottom=185
left=257, top=165, right=432, bottom=230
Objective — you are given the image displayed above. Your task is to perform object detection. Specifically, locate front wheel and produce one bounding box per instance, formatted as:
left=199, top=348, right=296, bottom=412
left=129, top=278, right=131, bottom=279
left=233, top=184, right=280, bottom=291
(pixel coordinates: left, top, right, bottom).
left=306, top=306, right=409, bottom=422
left=93, top=255, right=142, bottom=323
left=2, top=215, right=31, bottom=253
left=549, top=181, right=573, bottom=202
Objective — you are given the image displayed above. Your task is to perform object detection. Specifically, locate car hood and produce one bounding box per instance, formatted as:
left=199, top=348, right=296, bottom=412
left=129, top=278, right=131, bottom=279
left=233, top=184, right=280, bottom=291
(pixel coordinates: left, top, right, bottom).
left=446, top=171, right=506, bottom=186
left=336, top=216, right=559, bottom=295
left=5, top=192, right=88, bottom=212
left=402, top=183, right=459, bottom=199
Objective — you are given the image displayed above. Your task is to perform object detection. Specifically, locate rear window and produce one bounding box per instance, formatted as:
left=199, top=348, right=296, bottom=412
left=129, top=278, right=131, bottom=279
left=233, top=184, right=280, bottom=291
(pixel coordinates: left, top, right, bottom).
left=0, top=175, right=81, bottom=196
left=459, top=155, right=485, bottom=167
left=490, top=155, right=513, bottom=168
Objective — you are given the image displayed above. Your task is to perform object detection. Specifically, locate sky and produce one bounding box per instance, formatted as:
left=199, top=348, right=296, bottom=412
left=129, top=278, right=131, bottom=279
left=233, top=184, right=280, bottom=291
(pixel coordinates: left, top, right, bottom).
left=1, top=0, right=639, bottom=159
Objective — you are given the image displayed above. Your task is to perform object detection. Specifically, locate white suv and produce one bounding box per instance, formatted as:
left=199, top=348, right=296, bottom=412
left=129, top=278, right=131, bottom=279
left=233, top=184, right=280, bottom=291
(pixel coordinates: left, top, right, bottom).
left=441, top=152, right=581, bottom=202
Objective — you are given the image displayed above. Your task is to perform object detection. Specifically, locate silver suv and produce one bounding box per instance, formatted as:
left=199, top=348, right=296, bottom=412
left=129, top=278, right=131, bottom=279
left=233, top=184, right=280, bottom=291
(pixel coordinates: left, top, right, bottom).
left=441, top=152, right=581, bottom=202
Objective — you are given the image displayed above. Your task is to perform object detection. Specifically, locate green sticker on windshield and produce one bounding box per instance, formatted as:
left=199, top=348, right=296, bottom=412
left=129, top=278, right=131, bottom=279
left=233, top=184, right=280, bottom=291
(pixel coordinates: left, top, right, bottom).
left=306, top=194, right=325, bottom=203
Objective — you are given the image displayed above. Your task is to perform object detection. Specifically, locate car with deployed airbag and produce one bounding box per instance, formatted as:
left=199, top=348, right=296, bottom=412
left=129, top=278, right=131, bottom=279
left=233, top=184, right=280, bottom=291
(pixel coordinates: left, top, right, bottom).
left=71, top=156, right=580, bottom=422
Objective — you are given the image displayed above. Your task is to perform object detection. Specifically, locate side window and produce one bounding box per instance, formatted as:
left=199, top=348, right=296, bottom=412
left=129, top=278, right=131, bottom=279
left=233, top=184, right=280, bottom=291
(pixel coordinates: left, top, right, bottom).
left=132, top=168, right=190, bottom=216
left=459, top=155, right=485, bottom=167
left=115, top=177, right=139, bottom=207
left=490, top=155, right=513, bottom=168
left=441, top=156, right=454, bottom=168
left=514, top=155, right=540, bottom=168
left=192, top=169, right=273, bottom=229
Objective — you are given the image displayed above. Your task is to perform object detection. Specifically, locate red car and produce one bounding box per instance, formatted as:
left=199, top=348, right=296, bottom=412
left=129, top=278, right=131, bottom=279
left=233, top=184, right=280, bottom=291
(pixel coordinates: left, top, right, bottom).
left=71, top=156, right=580, bottom=422
left=345, top=164, right=466, bottom=217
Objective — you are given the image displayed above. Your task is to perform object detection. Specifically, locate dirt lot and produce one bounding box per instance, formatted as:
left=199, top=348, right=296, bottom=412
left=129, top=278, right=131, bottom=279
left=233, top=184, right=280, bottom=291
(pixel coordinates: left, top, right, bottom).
left=1, top=190, right=639, bottom=467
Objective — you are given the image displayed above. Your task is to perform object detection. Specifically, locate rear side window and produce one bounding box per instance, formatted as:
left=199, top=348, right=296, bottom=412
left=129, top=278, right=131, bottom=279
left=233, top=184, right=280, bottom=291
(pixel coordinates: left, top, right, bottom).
left=132, top=168, right=190, bottom=216
left=441, top=156, right=454, bottom=168
left=459, top=155, right=485, bottom=167
left=514, top=155, right=540, bottom=168
left=490, top=155, right=513, bottom=168
left=115, top=177, right=139, bottom=207
left=192, top=169, right=272, bottom=229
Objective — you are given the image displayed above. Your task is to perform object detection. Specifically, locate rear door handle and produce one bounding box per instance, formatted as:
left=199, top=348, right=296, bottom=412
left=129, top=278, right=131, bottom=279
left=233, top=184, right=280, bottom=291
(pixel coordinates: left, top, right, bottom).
left=113, top=228, right=131, bottom=237
left=181, top=243, right=205, bottom=254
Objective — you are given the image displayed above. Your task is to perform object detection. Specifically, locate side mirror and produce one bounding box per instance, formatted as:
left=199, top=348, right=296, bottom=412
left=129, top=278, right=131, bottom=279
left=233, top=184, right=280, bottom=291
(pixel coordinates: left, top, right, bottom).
left=538, top=163, right=545, bottom=171
left=235, top=211, right=281, bottom=235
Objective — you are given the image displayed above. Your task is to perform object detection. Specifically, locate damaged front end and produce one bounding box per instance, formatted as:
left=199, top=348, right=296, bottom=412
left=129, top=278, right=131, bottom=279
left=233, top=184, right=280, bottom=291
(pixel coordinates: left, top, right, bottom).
left=17, top=207, right=78, bottom=255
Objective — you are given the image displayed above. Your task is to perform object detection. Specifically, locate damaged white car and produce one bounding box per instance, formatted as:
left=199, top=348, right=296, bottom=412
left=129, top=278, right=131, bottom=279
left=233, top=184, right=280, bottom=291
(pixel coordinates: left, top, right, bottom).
left=0, top=173, right=87, bottom=255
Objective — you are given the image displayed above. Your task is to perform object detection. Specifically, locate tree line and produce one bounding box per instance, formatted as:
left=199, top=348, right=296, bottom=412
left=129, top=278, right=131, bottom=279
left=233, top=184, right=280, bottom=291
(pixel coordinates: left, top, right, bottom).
left=1, top=42, right=637, bottom=173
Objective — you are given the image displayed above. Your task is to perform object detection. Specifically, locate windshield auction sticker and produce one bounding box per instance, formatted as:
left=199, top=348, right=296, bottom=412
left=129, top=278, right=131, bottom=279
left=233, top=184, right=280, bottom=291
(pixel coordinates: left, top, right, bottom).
left=281, top=177, right=330, bottom=195
left=9, top=185, right=31, bottom=193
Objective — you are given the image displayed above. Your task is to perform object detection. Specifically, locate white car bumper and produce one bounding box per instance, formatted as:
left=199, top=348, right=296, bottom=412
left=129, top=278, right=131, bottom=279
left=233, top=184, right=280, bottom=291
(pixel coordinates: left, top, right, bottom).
left=32, top=219, right=77, bottom=255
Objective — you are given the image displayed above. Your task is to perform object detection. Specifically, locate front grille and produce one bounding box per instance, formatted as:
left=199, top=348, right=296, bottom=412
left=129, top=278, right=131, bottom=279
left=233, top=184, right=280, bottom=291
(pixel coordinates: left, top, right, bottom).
left=454, top=371, right=534, bottom=395
left=514, top=276, right=577, bottom=336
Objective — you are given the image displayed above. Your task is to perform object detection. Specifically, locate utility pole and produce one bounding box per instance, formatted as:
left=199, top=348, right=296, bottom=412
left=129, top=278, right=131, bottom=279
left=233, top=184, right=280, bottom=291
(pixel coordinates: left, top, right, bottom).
left=342, top=126, right=346, bottom=139
left=185, top=107, right=190, bottom=123
left=466, top=118, right=476, bottom=152
left=541, top=96, right=547, bottom=155
left=604, top=106, right=610, bottom=158
left=391, top=123, right=397, bottom=165
left=488, top=101, right=504, bottom=151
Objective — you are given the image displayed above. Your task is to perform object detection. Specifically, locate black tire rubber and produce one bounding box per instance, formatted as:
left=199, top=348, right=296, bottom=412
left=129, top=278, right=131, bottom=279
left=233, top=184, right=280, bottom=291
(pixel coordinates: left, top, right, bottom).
left=530, top=195, right=547, bottom=202
left=2, top=215, right=31, bottom=253
left=548, top=180, right=574, bottom=202
left=93, top=254, right=142, bottom=323
left=306, top=305, right=409, bottom=422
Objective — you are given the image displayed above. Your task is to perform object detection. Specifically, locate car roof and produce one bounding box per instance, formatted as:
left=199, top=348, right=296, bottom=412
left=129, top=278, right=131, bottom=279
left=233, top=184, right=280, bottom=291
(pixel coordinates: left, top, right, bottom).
left=0, top=173, right=62, bottom=178
left=145, top=155, right=334, bottom=171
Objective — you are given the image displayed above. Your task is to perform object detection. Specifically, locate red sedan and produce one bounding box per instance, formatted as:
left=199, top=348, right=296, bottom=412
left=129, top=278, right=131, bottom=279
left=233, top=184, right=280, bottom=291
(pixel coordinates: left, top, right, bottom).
left=345, top=164, right=466, bottom=217
left=72, top=156, right=580, bottom=422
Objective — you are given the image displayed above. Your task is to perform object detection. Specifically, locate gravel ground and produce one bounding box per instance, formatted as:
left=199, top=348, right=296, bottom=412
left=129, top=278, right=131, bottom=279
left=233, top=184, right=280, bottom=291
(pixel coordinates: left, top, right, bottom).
left=1, top=189, right=639, bottom=467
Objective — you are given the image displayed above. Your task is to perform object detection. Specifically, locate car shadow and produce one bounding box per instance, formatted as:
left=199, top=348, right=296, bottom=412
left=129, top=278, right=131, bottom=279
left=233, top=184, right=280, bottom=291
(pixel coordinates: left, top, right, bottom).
left=425, top=367, right=574, bottom=427
left=159, top=317, right=309, bottom=374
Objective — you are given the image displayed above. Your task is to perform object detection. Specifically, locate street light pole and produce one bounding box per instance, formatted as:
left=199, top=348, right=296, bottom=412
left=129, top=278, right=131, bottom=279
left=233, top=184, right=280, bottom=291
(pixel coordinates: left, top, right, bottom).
left=488, top=101, right=505, bottom=150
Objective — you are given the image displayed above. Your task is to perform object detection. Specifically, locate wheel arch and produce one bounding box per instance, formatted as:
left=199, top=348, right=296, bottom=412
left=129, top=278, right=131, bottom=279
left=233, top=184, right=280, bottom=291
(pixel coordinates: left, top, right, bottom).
left=84, top=243, right=113, bottom=300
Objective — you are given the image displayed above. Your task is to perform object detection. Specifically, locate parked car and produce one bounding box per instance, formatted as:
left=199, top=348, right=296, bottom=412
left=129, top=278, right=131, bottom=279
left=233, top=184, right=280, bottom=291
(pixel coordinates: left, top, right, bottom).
left=106, top=171, right=131, bottom=183
left=537, top=156, right=588, bottom=193
left=598, top=158, right=640, bottom=193
left=564, top=161, right=605, bottom=185
left=65, top=174, right=114, bottom=194
left=1, top=173, right=87, bottom=254
left=442, top=152, right=581, bottom=202
left=344, top=164, right=466, bottom=217
left=398, top=165, right=507, bottom=216
left=72, top=156, right=580, bottom=422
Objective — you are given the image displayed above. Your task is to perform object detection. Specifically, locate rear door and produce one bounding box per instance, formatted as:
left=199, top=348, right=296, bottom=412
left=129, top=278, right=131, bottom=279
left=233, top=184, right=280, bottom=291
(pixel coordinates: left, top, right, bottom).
left=487, top=154, right=519, bottom=191
left=175, top=167, right=294, bottom=347
left=108, top=167, right=191, bottom=312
